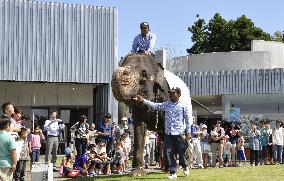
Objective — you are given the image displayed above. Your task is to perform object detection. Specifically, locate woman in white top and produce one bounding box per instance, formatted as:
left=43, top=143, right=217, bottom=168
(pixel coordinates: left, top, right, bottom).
left=272, top=120, right=283, bottom=164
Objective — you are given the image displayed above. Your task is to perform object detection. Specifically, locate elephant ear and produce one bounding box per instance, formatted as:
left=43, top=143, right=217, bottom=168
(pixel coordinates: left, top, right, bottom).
left=156, top=70, right=164, bottom=85
left=154, top=65, right=166, bottom=92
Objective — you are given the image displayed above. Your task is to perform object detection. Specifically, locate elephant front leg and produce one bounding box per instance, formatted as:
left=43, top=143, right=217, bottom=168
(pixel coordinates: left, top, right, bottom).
left=130, top=121, right=147, bottom=176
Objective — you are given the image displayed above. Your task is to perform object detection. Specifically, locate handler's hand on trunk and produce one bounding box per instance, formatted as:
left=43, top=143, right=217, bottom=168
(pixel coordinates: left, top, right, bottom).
left=132, top=95, right=144, bottom=102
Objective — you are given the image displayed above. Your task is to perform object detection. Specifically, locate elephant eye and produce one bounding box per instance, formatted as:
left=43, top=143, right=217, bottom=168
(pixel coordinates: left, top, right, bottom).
left=139, top=79, right=145, bottom=85
left=141, top=87, right=149, bottom=94
left=141, top=70, right=148, bottom=78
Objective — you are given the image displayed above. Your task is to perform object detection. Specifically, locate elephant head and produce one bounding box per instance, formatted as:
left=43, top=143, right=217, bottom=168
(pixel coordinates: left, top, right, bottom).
left=112, top=54, right=168, bottom=107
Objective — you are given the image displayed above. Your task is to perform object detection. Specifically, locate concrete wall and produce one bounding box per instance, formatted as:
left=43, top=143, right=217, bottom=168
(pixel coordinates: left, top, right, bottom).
left=169, top=51, right=272, bottom=73
left=0, top=81, right=99, bottom=126
left=168, top=40, right=284, bottom=73
left=252, top=40, right=284, bottom=68
left=0, top=82, right=94, bottom=107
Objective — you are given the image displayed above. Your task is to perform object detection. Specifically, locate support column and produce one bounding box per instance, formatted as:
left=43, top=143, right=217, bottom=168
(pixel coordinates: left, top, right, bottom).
left=155, top=49, right=167, bottom=68
left=222, top=95, right=230, bottom=122
left=88, top=106, right=93, bottom=124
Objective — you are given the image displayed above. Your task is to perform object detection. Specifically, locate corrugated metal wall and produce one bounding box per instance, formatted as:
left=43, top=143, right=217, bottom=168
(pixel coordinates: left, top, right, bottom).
left=0, top=0, right=118, bottom=83
left=177, top=68, right=284, bottom=96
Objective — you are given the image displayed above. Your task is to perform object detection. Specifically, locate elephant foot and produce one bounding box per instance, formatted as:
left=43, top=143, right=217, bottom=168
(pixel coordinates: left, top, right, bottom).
left=129, top=168, right=147, bottom=177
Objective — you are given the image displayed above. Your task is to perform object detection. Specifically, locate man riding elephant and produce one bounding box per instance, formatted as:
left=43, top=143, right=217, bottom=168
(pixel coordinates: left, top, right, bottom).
left=131, top=22, right=156, bottom=56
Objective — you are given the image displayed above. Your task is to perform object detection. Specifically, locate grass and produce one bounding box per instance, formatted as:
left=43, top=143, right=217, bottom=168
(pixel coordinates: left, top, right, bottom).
left=65, top=165, right=284, bottom=181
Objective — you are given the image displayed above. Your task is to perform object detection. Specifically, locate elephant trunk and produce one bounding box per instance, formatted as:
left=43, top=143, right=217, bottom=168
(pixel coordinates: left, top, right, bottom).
left=132, top=120, right=146, bottom=169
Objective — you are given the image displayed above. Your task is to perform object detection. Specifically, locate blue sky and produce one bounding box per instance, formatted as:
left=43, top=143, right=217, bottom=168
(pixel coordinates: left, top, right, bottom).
left=42, top=0, right=284, bottom=58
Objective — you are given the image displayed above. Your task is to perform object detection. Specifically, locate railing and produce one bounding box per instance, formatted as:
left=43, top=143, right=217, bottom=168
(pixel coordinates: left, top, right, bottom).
left=177, top=68, right=284, bottom=96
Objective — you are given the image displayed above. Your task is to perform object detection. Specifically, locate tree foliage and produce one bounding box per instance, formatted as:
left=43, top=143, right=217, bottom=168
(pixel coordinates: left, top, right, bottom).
left=273, top=31, right=284, bottom=42
left=187, top=14, right=208, bottom=54
left=187, top=13, right=272, bottom=54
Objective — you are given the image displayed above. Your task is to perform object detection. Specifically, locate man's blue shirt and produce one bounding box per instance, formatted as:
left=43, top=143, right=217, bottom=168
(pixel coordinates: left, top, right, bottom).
left=97, top=121, right=113, bottom=142
left=131, top=32, right=156, bottom=53
left=143, top=100, right=191, bottom=135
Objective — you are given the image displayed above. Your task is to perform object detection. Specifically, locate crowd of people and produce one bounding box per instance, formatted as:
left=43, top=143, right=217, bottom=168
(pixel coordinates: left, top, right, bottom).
left=62, top=113, right=133, bottom=177
left=0, top=101, right=134, bottom=180
left=185, top=118, right=284, bottom=170
left=0, top=98, right=284, bottom=180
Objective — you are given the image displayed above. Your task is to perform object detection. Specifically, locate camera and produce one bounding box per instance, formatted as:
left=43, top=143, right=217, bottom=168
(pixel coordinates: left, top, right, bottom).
left=58, top=119, right=64, bottom=124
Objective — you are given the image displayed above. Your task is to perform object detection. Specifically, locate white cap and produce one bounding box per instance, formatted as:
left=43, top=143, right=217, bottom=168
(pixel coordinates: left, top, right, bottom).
left=211, top=131, right=218, bottom=136
left=121, top=117, right=128, bottom=121
left=201, top=124, right=207, bottom=129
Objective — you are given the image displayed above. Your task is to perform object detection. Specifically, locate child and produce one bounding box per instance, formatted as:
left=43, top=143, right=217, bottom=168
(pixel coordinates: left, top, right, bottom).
left=143, top=130, right=150, bottom=169
left=89, top=123, right=98, bottom=145
left=185, top=136, right=194, bottom=169
left=223, top=135, right=232, bottom=167
left=14, top=128, right=30, bottom=181
left=95, top=139, right=112, bottom=175
left=113, top=140, right=125, bottom=174
left=73, top=151, right=90, bottom=176
left=237, top=131, right=246, bottom=166
left=121, top=131, right=131, bottom=171
left=84, top=144, right=99, bottom=177
left=73, top=144, right=100, bottom=176
left=59, top=147, right=80, bottom=178
left=28, top=126, right=45, bottom=171
left=200, top=124, right=210, bottom=168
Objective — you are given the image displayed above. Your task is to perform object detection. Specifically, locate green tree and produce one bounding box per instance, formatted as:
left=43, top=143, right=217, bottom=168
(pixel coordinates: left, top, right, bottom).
left=186, top=14, right=208, bottom=54
left=206, top=13, right=240, bottom=52
left=273, top=31, right=284, bottom=42
left=233, top=15, right=271, bottom=51
left=187, top=13, right=272, bottom=54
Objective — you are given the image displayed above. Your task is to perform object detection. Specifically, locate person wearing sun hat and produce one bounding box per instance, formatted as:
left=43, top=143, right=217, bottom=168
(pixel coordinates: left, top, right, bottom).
left=59, top=147, right=80, bottom=178
left=70, top=115, right=89, bottom=158
left=114, top=117, right=129, bottom=143
left=190, top=116, right=203, bottom=169
left=200, top=123, right=210, bottom=168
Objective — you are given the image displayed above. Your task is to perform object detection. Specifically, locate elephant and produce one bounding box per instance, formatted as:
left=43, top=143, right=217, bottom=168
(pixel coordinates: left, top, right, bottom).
left=112, top=53, right=192, bottom=175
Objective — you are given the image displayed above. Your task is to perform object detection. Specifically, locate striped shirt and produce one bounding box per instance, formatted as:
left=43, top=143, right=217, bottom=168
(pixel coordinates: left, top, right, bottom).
left=131, top=32, right=156, bottom=53
left=143, top=100, right=191, bottom=135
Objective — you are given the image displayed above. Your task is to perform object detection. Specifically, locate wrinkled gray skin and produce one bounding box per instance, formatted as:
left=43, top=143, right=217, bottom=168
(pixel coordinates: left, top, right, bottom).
left=112, top=54, right=170, bottom=170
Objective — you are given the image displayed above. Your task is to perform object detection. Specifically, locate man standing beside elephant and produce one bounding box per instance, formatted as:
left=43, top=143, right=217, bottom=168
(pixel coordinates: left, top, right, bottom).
left=133, top=87, right=191, bottom=179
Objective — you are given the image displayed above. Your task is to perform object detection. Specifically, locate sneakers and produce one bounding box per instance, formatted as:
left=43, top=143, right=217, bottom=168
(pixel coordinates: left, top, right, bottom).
left=184, top=167, right=189, bottom=176
left=198, top=165, right=204, bottom=169
left=87, top=171, right=97, bottom=177
left=145, top=163, right=149, bottom=169
left=118, top=171, right=123, bottom=174
left=168, top=173, right=177, bottom=179
left=96, top=170, right=103, bottom=175
left=124, top=170, right=131, bottom=173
